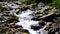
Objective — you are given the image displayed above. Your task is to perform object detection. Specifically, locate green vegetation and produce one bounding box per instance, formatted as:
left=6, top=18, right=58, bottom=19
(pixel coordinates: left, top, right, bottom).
left=20, top=0, right=60, bottom=8
left=45, top=0, right=60, bottom=8
left=1, top=0, right=60, bottom=8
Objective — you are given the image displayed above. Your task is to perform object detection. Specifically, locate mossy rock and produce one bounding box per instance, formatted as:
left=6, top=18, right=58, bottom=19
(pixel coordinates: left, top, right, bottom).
left=8, top=16, right=18, bottom=21
left=7, top=16, right=19, bottom=23
left=22, top=32, right=28, bottom=34
left=48, top=7, right=57, bottom=15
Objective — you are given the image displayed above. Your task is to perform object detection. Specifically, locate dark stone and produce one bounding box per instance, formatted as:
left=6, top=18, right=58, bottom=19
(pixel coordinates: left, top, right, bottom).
left=38, top=2, right=45, bottom=9
left=19, top=29, right=29, bottom=34
left=43, top=14, right=56, bottom=22
left=21, top=7, right=29, bottom=11
left=31, top=25, right=42, bottom=30
left=0, top=18, right=3, bottom=21
left=45, top=27, right=51, bottom=31
left=31, top=18, right=38, bottom=21
left=56, top=9, right=60, bottom=17
left=48, top=30, right=56, bottom=34
left=56, top=27, right=60, bottom=32
left=49, top=24, right=52, bottom=26
left=44, top=9, right=51, bottom=15
left=5, top=16, right=19, bottom=23
left=14, top=25, right=23, bottom=28
left=39, top=22, right=45, bottom=26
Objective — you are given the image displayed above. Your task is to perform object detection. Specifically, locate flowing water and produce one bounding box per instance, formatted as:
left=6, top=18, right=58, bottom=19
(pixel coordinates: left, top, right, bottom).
left=7, top=2, right=50, bottom=34
left=14, top=9, right=50, bottom=34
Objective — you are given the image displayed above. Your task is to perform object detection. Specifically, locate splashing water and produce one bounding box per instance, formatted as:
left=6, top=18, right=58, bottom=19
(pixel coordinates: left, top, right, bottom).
left=14, top=9, right=50, bottom=34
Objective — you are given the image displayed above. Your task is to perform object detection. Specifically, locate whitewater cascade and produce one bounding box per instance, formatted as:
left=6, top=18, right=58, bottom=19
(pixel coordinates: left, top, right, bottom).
left=7, top=2, right=50, bottom=34
left=15, top=9, right=50, bottom=34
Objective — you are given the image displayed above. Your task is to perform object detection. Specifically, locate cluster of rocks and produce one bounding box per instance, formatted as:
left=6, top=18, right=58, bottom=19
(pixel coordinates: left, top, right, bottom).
left=0, top=1, right=60, bottom=34
left=31, top=2, right=60, bottom=34
left=0, top=1, right=30, bottom=34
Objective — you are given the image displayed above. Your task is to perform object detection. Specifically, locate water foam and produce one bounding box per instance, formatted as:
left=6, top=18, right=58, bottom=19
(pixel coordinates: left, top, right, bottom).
left=15, top=9, right=50, bottom=34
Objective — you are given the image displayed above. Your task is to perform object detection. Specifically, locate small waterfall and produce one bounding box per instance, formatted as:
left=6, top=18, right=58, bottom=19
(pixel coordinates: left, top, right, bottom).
left=7, top=2, right=50, bottom=34
left=15, top=9, right=50, bottom=34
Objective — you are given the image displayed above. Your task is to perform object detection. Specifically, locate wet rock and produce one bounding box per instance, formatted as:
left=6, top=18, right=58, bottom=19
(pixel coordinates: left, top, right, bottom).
left=39, top=20, right=45, bottom=26
left=31, top=25, right=42, bottom=30
left=38, top=2, right=45, bottom=9
left=32, top=6, right=57, bottom=20
left=13, top=25, right=23, bottom=28
left=18, top=4, right=29, bottom=11
left=7, top=2, right=19, bottom=9
left=13, top=1, right=22, bottom=5
left=56, top=9, right=60, bottom=16
left=19, top=29, right=29, bottom=34
left=1, top=7, right=10, bottom=12
left=42, top=30, right=48, bottom=34
left=48, top=29, right=56, bottom=34
left=0, top=16, right=6, bottom=22
left=6, top=16, right=19, bottom=23
left=28, top=3, right=37, bottom=8
left=2, top=5, right=12, bottom=11
left=45, top=26, right=52, bottom=31
left=43, top=15, right=56, bottom=22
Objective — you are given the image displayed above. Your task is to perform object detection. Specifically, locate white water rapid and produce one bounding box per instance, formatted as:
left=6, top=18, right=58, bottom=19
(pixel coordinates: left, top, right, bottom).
left=15, top=9, right=50, bottom=34
left=7, top=2, right=50, bottom=34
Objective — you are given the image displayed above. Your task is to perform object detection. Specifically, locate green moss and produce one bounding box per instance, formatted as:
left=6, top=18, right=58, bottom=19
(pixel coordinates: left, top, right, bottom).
left=23, top=32, right=28, bottom=34
left=8, top=16, right=18, bottom=21
left=48, top=8, right=57, bottom=15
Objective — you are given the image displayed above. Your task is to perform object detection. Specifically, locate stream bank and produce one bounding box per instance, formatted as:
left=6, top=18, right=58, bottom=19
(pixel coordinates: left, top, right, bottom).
left=0, top=1, right=60, bottom=34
